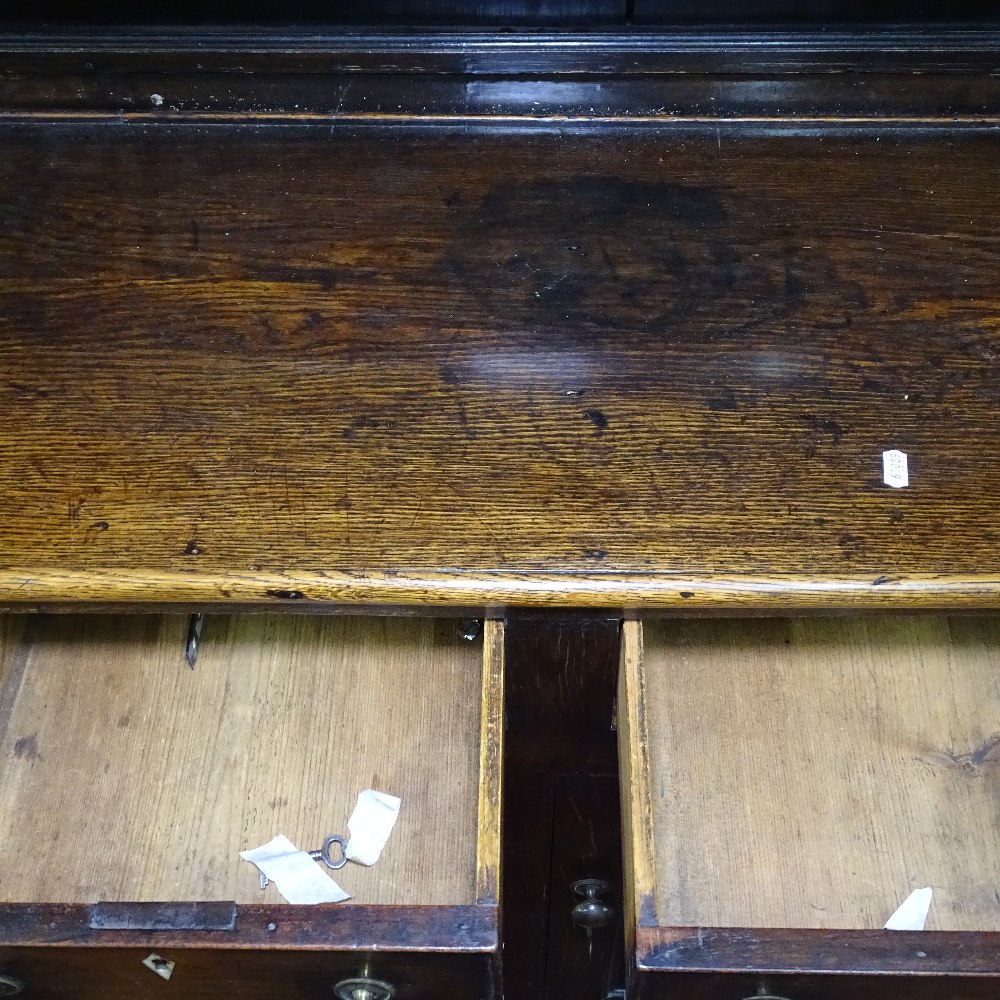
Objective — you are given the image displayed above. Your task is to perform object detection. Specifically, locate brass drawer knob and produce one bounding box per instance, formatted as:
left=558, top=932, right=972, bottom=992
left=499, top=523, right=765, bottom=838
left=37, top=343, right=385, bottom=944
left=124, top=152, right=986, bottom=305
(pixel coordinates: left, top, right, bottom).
left=0, top=974, right=24, bottom=997
left=570, top=878, right=614, bottom=929
left=743, top=987, right=791, bottom=1000
left=333, top=977, right=394, bottom=1000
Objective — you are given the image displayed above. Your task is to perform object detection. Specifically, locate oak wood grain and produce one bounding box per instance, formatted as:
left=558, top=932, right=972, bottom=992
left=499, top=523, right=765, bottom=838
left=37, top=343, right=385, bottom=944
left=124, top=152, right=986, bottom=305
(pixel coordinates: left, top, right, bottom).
left=0, top=614, right=489, bottom=906
left=3, top=126, right=1000, bottom=609
left=618, top=621, right=657, bottom=951
left=634, top=616, right=1000, bottom=932
left=475, top=618, right=504, bottom=906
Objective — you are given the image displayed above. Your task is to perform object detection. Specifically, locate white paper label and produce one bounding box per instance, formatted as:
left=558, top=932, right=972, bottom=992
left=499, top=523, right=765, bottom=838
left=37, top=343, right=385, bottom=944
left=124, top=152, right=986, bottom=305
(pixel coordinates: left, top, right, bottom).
left=885, top=886, right=932, bottom=930
left=142, top=954, right=175, bottom=981
left=240, top=834, right=350, bottom=904
left=882, top=449, right=909, bottom=488
left=345, top=789, right=402, bottom=866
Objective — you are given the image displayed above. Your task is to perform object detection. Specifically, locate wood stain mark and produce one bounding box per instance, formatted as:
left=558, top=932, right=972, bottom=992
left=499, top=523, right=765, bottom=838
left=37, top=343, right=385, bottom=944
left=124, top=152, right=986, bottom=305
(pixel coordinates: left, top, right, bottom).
left=256, top=265, right=341, bottom=292
left=13, top=732, right=42, bottom=762
left=801, top=414, right=846, bottom=444
left=6, top=381, right=50, bottom=399
left=922, top=734, right=1000, bottom=774
left=947, top=734, right=1000, bottom=771
left=707, top=391, right=739, bottom=412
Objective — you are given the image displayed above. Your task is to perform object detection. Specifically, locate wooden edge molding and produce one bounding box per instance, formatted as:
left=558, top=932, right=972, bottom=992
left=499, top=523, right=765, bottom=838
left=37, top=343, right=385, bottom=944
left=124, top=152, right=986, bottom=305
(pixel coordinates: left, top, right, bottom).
left=635, top=925, right=1000, bottom=977
left=3, top=28, right=1000, bottom=120
left=619, top=621, right=659, bottom=944
left=0, top=903, right=497, bottom=953
left=476, top=619, right=504, bottom=907
left=3, top=27, right=1000, bottom=67
left=5, top=570, right=1000, bottom=613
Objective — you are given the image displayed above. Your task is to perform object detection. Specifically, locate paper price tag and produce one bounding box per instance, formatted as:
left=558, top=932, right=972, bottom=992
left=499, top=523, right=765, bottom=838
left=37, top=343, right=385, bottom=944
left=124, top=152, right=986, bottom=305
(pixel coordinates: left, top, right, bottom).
left=240, top=835, right=350, bottom=904
left=882, top=449, right=909, bottom=488
left=346, top=789, right=402, bottom=866
left=885, top=886, right=932, bottom=930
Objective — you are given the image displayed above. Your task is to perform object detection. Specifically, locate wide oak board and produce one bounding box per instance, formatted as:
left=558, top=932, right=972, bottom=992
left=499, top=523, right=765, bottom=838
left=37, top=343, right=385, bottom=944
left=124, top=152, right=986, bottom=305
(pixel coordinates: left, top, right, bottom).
left=1, top=124, right=999, bottom=609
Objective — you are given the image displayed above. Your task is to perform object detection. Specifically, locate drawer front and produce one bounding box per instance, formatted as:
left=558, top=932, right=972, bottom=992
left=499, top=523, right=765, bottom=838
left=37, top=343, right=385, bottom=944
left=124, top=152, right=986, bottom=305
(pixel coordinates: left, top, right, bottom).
left=0, top=615, right=503, bottom=996
left=632, top=971, right=1000, bottom=1000
left=0, top=946, right=492, bottom=1000
left=619, top=618, right=1000, bottom=997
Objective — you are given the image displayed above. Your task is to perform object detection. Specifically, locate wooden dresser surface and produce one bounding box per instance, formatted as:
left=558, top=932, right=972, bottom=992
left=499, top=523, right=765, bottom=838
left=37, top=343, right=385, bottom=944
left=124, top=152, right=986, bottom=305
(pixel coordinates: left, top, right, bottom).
left=2, top=123, right=1000, bottom=610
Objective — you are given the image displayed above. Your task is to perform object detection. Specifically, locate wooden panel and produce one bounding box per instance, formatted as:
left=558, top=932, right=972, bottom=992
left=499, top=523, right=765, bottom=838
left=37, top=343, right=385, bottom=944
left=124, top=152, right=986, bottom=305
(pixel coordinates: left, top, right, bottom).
left=501, top=615, right=621, bottom=1000
left=0, top=615, right=486, bottom=905
left=3, top=127, right=1000, bottom=609
left=544, top=773, right=623, bottom=1000
left=635, top=924, right=1000, bottom=976
left=476, top=618, right=504, bottom=906
left=618, top=619, right=656, bottom=988
left=505, top=615, right=620, bottom=732
left=0, top=945, right=492, bottom=1000
left=633, top=967, right=1000, bottom=1000
left=637, top=617, right=1000, bottom=931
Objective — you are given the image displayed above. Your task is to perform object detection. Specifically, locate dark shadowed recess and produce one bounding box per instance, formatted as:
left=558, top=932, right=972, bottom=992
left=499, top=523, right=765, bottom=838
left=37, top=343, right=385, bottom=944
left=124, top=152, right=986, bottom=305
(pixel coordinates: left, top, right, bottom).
left=1, top=0, right=999, bottom=25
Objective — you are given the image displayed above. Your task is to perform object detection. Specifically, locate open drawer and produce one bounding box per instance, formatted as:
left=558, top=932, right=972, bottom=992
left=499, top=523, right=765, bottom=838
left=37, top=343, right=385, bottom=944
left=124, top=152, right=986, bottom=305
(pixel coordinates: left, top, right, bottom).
left=619, top=617, right=1000, bottom=1000
left=0, top=614, right=503, bottom=1000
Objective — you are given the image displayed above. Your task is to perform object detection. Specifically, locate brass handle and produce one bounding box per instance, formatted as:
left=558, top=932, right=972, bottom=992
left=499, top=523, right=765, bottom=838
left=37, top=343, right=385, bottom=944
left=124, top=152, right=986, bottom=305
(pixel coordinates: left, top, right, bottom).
left=570, top=878, right=613, bottom=930
left=0, top=974, right=24, bottom=997
left=333, top=977, right=394, bottom=1000
left=742, top=987, right=792, bottom=1000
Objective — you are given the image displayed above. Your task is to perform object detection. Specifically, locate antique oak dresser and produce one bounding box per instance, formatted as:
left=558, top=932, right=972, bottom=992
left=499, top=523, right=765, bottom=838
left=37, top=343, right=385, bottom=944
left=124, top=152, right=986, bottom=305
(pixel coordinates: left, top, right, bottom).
left=1, top=2, right=999, bottom=998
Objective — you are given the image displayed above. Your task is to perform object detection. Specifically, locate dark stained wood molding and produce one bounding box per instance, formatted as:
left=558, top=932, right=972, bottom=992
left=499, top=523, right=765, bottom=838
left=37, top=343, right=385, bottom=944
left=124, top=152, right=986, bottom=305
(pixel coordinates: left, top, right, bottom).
left=504, top=614, right=620, bottom=733
left=4, top=27, right=1000, bottom=71
left=636, top=926, right=1000, bottom=977
left=4, top=28, right=1000, bottom=120
left=0, top=903, right=498, bottom=952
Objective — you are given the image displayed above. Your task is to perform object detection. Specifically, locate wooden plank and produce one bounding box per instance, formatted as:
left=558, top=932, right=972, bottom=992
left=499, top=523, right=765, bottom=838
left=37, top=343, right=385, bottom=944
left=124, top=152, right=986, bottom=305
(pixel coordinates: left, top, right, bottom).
left=640, top=616, right=1000, bottom=931
left=0, top=901, right=497, bottom=950
left=0, top=943, right=494, bottom=1000
left=618, top=619, right=658, bottom=985
left=3, top=127, right=1000, bottom=610
left=0, top=615, right=483, bottom=905
left=636, top=924, right=1000, bottom=976
left=0, top=615, right=27, bottom=734
left=505, top=615, right=620, bottom=733
left=475, top=618, right=504, bottom=906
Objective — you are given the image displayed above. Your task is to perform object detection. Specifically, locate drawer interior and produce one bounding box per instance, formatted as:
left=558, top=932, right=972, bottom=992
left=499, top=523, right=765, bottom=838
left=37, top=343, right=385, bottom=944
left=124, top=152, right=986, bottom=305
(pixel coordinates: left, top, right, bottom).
left=0, top=614, right=495, bottom=907
left=623, top=617, right=1000, bottom=933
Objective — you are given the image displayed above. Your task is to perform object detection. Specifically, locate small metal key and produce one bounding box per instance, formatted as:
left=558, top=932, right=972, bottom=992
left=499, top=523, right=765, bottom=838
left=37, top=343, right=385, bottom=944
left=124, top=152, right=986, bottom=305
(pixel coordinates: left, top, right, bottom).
left=259, top=834, right=348, bottom=890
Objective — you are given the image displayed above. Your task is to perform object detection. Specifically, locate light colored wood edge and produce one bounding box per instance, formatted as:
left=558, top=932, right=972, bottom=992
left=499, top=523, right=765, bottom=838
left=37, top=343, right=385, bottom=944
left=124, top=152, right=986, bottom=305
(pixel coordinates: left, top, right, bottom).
left=475, top=618, right=504, bottom=907
left=619, top=621, right=659, bottom=942
left=0, top=617, right=29, bottom=749
left=6, top=568, right=1000, bottom=610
